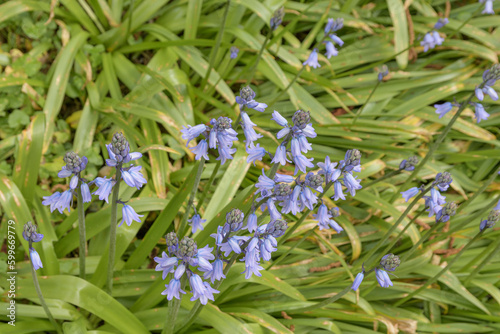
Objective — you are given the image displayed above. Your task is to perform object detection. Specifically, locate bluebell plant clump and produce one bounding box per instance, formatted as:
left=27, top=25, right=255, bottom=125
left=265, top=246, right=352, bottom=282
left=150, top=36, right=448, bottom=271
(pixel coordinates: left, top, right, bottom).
left=23, top=222, right=44, bottom=271
left=434, top=64, right=500, bottom=123
left=421, top=18, right=448, bottom=52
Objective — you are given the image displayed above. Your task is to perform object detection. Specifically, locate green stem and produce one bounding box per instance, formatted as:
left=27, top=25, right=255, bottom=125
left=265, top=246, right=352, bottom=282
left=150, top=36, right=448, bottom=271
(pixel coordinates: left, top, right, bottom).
left=245, top=30, right=272, bottom=85
left=363, top=168, right=403, bottom=188
left=389, top=92, right=475, bottom=203
left=196, top=160, right=221, bottom=211
left=359, top=185, right=433, bottom=267
left=106, top=165, right=122, bottom=294
left=163, top=275, right=187, bottom=334
left=400, top=222, right=440, bottom=262
left=394, top=230, right=485, bottom=307
left=350, top=81, right=381, bottom=126
left=30, top=243, right=63, bottom=334
left=178, top=158, right=206, bottom=238
left=200, top=0, right=231, bottom=91
left=463, top=240, right=500, bottom=285
left=378, top=208, right=426, bottom=257
left=77, top=179, right=86, bottom=279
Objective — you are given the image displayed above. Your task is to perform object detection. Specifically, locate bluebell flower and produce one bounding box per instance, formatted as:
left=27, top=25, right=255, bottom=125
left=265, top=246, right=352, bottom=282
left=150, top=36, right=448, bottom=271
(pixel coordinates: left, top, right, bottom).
left=313, top=204, right=331, bottom=230
left=333, top=181, right=346, bottom=201
left=23, top=222, right=44, bottom=243
left=230, top=46, right=239, bottom=59
left=81, top=183, right=92, bottom=203
left=161, top=279, right=186, bottom=301
left=191, top=139, right=209, bottom=160
left=154, top=252, right=178, bottom=279
left=241, top=112, right=263, bottom=147
left=483, top=85, right=498, bottom=100
left=329, top=34, right=344, bottom=46
left=274, top=173, right=294, bottom=183
left=246, top=144, right=267, bottom=166
left=42, top=192, right=62, bottom=212
left=380, top=253, right=401, bottom=271
left=317, top=156, right=339, bottom=183
left=375, top=268, right=393, bottom=288
left=242, top=248, right=264, bottom=279
left=299, top=186, right=317, bottom=210
left=209, top=117, right=239, bottom=165
left=256, top=169, right=275, bottom=198
left=324, top=18, right=343, bottom=34
left=29, top=248, right=43, bottom=271
left=421, top=31, right=444, bottom=52
left=59, top=151, right=88, bottom=177
left=339, top=149, right=361, bottom=172
left=281, top=185, right=301, bottom=215
left=344, top=173, right=362, bottom=196
left=434, top=102, right=453, bottom=118
left=203, top=258, right=226, bottom=283
left=480, top=0, right=495, bottom=14
left=181, top=124, right=208, bottom=146
left=189, top=274, right=215, bottom=305
left=69, top=175, right=79, bottom=189
left=271, top=110, right=288, bottom=127
left=106, top=133, right=143, bottom=166
left=434, top=18, right=449, bottom=30
left=475, top=86, right=485, bottom=101
left=236, top=86, right=267, bottom=112
left=267, top=198, right=282, bottom=221
left=378, top=65, right=389, bottom=81
left=293, top=154, right=314, bottom=175
left=430, top=187, right=446, bottom=206
left=272, top=145, right=290, bottom=166
left=401, top=187, right=419, bottom=202
left=399, top=156, right=419, bottom=171
left=436, top=202, right=457, bottom=223
left=189, top=214, right=206, bottom=233
left=351, top=272, right=364, bottom=291
left=122, top=166, right=147, bottom=189
left=120, top=204, right=144, bottom=227
left=246, top=213, right=258, bottom=232
left=56, top=190, right=73, bottom=213
left=303, top=49, right=320, bottom=68
left=325, top=41, right=338, bottom=59
left=92, top=177, right=115, bottom=203
left=424, top=196, right=443, bottom=218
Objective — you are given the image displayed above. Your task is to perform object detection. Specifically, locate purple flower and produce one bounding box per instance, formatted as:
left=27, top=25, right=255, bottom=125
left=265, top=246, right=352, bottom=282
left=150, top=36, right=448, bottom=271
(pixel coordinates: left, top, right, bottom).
left=154, top=252, right=178, bottom=279
left=191, top=139, right=209, bottom=160
left=161, top=279, right=186, bottom=300
left=267, top=198, right=282, bottom=221
left=351, top=272, right=364, bottom=291
left=272, top=145, right=290, bottom=165
left=303, top=49, right=320, bottom=68
left=105, top=143, right=142, bottom=167
left=317, top=156, right=339, bottom=183
left=230, top=46, right=239, bottom=59
left=246, top=144, right=267, bottom=165
left=475, top=103, right=490, bottom=123
left=281, top=185, right=301, bottom=215
left=122, top=166, right=147, bottom=189
left=69, top=175, right=79, bottom=189
left=480, top=0, right=494, bottom=14
left=332, top=181, right=346, bottom=201
left=181, top=124, right=207, bottom=146
left=92, top=177, right=115, bottom=203
left=325, top=41, right=338, bottom=59
left=247, top=213, right=258, bottom=232
left=120, top=204, right=144, bottom=227
left=293, top=154, right=314, bottom=175
left=434, top=18, right=449, bottom=30
left=483, top=86, right=498, bottom=101
left=241, top=112, right=263, bottom=147
left=274, top=173, right=294, bottom=183
left=329, top=34, right=344, bottom=46
left=81, top=183, right=92, bottom=203
left=190, top=274, right=214, bottom=305
left=401, top=187, right=419, bottom=202
left=236, top=86, right=267, bottom=112
left=325, top=18, right=343, bottom=34
left=344, top=173, right=362, bottom=196
left=313, top=204, right=331, bottom=229
left=375, top=268, right=393, bottom=288
left=42, top=192, right=62, bottom=212
left=29, top=248, right=43, bottom=271
left=434, top=102, right=452, bottom=118
left=203, top=259, right=226, bottom=283
left=271, top=110, right=288, bottom=127
left=56, top=190, right=73, bottom=213
left=189, top=214, right=206, bottom=233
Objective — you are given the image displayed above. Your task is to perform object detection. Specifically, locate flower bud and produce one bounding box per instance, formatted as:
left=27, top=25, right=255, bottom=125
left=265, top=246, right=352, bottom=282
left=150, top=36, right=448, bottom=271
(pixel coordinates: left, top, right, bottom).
left=214, top=116, right=232, bottom=131
left=305, top=173, right=324, bottom=189
left=380, top=253, right=400, bottom=271
left=178, top=236, right=197, bottom=260
left=483, top=64, right=500, bottom=85
left=436, top=201, right=457, bottom=223
left=292, top=110, right=311, bottom=129
left=63, top=151, right=83, bottom=172
left=111, top=132, right=130, bottom=160
left=377, top=65, right=389, bottom=82
left=345, top=149, right=361, bottom=167
left=225, top=208, right=244, bottom=232
left=481, top=209, right=500, bottom=230
left=23, top=221, right=43, bottom=243
left=270, top=7, right=285, bottom=30
left=239, top=86, right=256, bottom=102
left=330, top=207, right=341, bottom=218
left=266, top=219, right=288, bottom=237
left=273, top=183, right=292, bottom=200
left=166, top=231, right=179, bottom=252
left=435, top=172, right=453, bottom=191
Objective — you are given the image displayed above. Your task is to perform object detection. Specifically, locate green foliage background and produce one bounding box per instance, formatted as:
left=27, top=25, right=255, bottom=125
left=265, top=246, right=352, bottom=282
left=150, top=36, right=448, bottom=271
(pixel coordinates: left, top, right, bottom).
left=0, top=0, right=500, bottom=333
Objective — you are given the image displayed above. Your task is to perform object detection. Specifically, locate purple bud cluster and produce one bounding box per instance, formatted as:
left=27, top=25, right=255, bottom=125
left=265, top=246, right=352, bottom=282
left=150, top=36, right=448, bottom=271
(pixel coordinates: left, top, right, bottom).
left=155, top=233, right=218, bottom=305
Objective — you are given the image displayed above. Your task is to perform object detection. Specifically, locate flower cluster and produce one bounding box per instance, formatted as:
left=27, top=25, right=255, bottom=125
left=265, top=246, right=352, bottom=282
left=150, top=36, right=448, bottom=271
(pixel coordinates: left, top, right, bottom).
left=155, top=233, right=218, bottom=305
left=270, top=7, right=285, bottom=31
left=23, top=222, right=44, bottom=271
left=434, top=64, right=499, bottom=123
left=399, top=155, right=419, bottom=171
left=303, top=17, right=344, bottom=68
left=480, top=209, right=500, bottom=231
left=271, top=109, right=316, bottom=174
left=421, top=18, right=447, bottom=52
left=42, top=151, right=91, bottom=213
left=181, top=116, right=239, bottom=165
left=230, top=46, right=239, bottom=59
left=400, top=172, right=454, bottom=222
left=351, top=253, right=401, bottom=291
